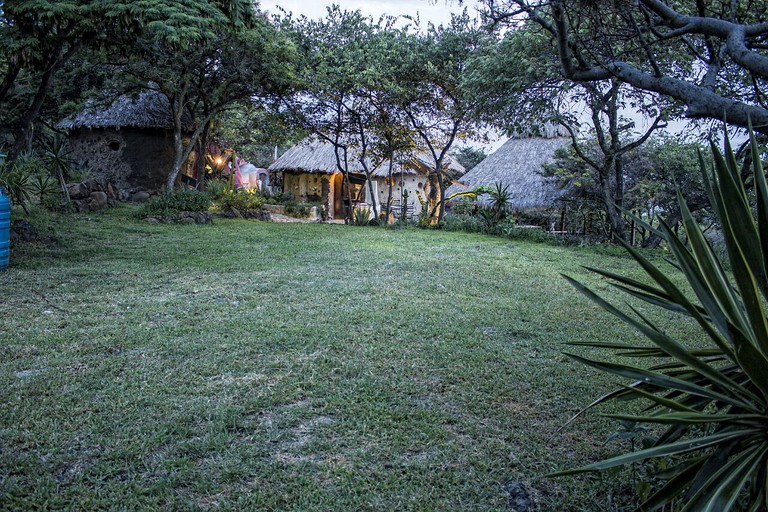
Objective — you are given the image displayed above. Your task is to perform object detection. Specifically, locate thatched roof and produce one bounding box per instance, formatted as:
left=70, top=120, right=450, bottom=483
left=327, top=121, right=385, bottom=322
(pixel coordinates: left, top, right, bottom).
left=58, top=89, right=190, bottom=131
left=445, top=136, right=571, bottom=210
left=268, top=139, right=368, bottom=174
left=372, top=151, right=465, bottom=180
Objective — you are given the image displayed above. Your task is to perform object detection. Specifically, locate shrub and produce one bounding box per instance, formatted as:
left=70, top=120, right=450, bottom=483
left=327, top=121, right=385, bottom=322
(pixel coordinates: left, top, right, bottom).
left=216, top=190, right=264, bottom=212
left=450, top=197, right=476, bottom=215
left=443, top=213, right=485, bottom=233
left=203, top=178, right=230, bottom=200
left=137, top=189, right=212, bottom=220
left=283, top=200, right=313, bottom=218
left=557, top=128, right=768, bottom=510
left=352, top=206, right=372, bottom=226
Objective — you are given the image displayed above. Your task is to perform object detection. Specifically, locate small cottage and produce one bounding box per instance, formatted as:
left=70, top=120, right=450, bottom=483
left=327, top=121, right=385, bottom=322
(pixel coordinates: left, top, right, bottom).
left=268, top=139, right=370, bottom=220
left=58, top=89, right=194, bottom=192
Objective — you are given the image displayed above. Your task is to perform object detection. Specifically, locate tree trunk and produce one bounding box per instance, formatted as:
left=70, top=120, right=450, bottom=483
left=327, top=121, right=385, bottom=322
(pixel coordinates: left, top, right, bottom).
left=0, top=63, right=20, bottom=106
left=195, top=119, right=212, bottom=191
left=166, top=129, right=186, bottom=193
left=9, top=62, right=59, bottom=160
left=385, top=151, right=394, bottom=221
left=436, top=170, right=446, bottom=223
left=427, top=172, right=440, bottom=222
left=8, top=42, right=75, bottom=162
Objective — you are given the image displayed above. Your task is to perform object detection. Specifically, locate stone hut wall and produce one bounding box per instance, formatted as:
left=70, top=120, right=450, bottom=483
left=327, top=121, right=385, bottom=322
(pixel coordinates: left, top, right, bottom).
left=68, top=127, right=182, bottom=192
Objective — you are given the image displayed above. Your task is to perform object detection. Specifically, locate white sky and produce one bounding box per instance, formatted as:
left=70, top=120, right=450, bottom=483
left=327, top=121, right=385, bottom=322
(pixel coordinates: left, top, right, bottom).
left=265, top=0, right=481, bottom=28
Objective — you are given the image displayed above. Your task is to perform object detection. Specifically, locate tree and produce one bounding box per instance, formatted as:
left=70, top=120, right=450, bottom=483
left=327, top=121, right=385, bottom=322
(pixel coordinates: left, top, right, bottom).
left=477, top=0, right=768, bottom=134
left=396, top=12, right=488, bottom=223
left=279, top=7, right=390, bottom=222
left=123, top=5, right=294, bottom=193
left=213, top=105, right=305, bottom=168
left=0, top=0, right=111, bottom=158
left=558, top=128, right=768, bottom=512
left=544, top=136, right=709, bottom=243
left=466, top=24, right=670, bottom=241
left=0, top=0, right=256, bottom=161
left=451, top=146, right=487, bottom=172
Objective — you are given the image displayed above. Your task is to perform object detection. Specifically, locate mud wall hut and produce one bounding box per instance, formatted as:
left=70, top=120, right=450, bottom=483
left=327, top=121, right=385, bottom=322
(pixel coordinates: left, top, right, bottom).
left=58, top=90, right=194, bottom=193
left=268, top=139, right=371, bottom=220
left=372, top=152, right=465, bottom=218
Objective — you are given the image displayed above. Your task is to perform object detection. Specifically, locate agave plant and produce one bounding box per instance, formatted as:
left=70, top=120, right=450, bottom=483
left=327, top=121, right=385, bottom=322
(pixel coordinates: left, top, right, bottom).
left=557, top=128, right=768, bottom=511
left=44, top=134, right=74, bottom=207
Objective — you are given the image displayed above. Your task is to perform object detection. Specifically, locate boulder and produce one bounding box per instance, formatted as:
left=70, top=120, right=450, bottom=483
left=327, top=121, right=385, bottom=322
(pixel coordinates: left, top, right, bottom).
left=83, top=179, right=102, bottom=192
left=10, top=219, right=38, bottom=243
left=131, top=191, right=151, bottom=202
left=67, top=183, right=90, bottom=200
left=88, top=191, right=109, bottom=210
left=504, top=481, right=532, bottom=512
left=72, top=200, right=90, bottom=213
left=191, top=212, right=213, bottom=224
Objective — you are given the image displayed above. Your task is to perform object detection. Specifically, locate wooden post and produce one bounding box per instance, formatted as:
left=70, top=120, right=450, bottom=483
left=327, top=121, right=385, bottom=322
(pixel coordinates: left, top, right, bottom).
left=559, top=204, right=566, bottom=233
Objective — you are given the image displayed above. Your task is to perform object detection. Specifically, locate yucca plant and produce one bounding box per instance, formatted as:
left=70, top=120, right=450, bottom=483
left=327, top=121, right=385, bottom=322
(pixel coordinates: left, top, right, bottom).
left=557, top=127, right=768, bottom=511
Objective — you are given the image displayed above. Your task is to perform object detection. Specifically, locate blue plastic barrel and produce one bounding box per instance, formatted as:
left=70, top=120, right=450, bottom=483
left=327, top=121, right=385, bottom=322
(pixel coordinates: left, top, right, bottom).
left=0, top=186, right=10, bottom=270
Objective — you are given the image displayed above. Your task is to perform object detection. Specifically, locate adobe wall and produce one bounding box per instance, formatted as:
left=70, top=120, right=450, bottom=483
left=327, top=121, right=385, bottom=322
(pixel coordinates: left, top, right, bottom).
left=376, top=174, right=428, bottom=215
left=283, top=172, right=337, bottom=218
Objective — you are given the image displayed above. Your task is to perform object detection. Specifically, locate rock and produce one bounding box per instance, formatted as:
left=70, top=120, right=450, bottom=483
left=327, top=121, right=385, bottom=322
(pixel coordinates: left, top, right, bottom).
left=180, top=215, right=196, bottom=224
left=83, top=179, right=102, bottom=192
left=67, top=183, right=90, bottom=200
left=263, top=204, right=285, bottom=215
left=106, top=183, right=118, bottom=199
left=10, top=219, right=38, bottom=242
left=89, top=191, right=109, bottom=210
left=503, top=481, right=532, bottom=512
left=145, top=217, right=160, bottom=223
left=72, top=200, right=90, bottom=213
left=131, top=191, right=151, bottom=202
left=191, top=212, right=213, bottom=224
left=259, top=210, right=271, bottom=222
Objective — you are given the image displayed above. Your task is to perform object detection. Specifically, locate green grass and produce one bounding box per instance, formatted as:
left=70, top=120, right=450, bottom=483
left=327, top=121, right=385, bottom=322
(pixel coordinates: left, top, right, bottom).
left=0, top=206, right=698, bottom=510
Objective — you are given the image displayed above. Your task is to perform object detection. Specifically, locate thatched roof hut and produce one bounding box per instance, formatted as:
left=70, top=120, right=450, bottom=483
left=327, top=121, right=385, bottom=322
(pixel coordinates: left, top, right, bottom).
left=372, top=152, right=466, bottom=180
left=58, top=89, right=191, bottom=131
left=446, top=136, right=571, bottom=210
left=57, top=89, right=195, bottom=192
left=268, top=139, right=367, bottom=174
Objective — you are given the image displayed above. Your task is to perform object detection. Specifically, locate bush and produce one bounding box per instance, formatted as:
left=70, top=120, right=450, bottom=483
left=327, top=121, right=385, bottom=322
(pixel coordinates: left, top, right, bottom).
left=450, top=197, right=476, bottom=215
left=443, top=213, right=486, bottom=233
left=203, top=178, right=230, bottom=200
left=137, top=189, right=212, bottom=220
left=557, top=129, right=768, bottom=510
left=215, top=190, right=264, bottom=212
left=283, top=200, right=312, bottom=218
left=352, top=206, right=372, bottom=226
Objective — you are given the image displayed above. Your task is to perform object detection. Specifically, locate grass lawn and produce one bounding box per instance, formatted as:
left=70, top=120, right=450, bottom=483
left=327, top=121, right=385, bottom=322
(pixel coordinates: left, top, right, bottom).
left=0, top=207, right=699, bottom=510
